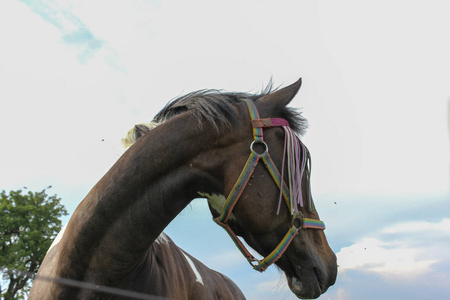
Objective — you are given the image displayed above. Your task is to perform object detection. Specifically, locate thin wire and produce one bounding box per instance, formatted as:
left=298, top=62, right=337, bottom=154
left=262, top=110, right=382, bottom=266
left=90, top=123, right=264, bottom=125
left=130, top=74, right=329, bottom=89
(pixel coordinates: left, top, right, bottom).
left=0, top=266, right=170, bottom=300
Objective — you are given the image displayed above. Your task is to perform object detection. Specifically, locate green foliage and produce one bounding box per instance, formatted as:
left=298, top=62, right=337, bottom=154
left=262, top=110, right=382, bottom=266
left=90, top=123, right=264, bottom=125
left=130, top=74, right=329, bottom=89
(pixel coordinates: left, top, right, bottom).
left=0, top=187, right=68, bottom=300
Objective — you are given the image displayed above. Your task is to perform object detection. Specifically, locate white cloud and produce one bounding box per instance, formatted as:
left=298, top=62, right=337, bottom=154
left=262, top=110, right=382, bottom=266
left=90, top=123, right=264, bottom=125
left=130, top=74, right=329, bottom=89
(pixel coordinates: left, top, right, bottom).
left=4, top=0, right=449, bottom=198
left=381, top=219, right=450, bottom=235
left=337, top=237, right=437, bottom=277
left=337, top=219, right=450, bottom=279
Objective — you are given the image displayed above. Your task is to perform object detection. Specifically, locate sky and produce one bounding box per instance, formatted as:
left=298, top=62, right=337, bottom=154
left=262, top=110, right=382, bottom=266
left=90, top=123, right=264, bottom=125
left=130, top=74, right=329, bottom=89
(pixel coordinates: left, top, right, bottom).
left=0, top=0, right=449, bottom=299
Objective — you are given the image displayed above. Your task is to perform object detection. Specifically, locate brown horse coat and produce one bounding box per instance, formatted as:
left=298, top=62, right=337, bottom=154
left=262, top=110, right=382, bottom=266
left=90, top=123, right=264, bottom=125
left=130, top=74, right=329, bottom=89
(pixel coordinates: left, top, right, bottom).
left=31, top=231, right=245, bottom=299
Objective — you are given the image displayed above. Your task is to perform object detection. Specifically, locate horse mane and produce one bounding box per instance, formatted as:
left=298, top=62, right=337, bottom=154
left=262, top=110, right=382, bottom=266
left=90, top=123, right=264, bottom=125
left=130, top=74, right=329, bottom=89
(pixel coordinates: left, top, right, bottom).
left=123, top=83, right=308, bottom=148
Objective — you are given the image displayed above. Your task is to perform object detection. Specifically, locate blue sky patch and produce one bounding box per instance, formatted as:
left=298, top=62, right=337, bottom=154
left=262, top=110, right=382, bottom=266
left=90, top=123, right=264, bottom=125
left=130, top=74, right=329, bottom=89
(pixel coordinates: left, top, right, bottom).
left=19, top=0, right=103, bottom=63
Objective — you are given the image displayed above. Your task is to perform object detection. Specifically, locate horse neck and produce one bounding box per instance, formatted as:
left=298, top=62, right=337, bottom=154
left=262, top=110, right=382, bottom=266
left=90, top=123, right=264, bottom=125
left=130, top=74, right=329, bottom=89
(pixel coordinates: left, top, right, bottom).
left=57, top=112, right=219, bottom=287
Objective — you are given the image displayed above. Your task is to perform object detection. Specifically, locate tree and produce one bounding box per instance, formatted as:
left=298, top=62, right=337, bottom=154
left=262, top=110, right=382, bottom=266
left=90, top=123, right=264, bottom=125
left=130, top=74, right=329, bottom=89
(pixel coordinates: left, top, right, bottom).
left=0, top=187, right=68, bottom=300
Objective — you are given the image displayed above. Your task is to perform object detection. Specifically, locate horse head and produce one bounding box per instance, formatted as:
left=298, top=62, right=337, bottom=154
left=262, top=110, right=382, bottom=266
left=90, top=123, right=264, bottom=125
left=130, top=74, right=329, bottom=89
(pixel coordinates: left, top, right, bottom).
left=192, top=79, right=337, bottom=299
left=131, top=79, right=336, bottom=298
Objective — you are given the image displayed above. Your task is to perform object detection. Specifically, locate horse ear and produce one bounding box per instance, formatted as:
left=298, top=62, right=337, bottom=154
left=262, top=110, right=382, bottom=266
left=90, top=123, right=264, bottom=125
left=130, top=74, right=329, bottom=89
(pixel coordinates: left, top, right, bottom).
left=257, top=78, right=302, bottom=108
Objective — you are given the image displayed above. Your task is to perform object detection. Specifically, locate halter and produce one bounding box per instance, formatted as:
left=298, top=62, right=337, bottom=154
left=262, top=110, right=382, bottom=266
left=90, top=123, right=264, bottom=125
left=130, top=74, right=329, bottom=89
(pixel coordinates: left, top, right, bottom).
left=213, top=99, right=325, bottom=272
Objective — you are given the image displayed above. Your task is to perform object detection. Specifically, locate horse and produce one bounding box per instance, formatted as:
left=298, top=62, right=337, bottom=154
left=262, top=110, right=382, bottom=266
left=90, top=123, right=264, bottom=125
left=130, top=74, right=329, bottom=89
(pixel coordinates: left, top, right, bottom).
left=29, top=78, right=337, bottom=299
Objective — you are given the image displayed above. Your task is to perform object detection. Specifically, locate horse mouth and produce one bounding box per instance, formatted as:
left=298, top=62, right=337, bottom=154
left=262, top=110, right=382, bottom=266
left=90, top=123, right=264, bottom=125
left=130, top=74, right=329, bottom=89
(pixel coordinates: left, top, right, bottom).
left=286, top=269, right=324, bottom=299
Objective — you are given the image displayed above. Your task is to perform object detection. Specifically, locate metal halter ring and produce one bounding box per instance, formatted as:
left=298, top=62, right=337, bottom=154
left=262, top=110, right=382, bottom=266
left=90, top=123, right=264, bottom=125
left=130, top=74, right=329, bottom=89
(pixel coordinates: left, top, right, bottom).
left=292, top=213, right=304, bottom=230
left=250, top=140, right=268, bottom=154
